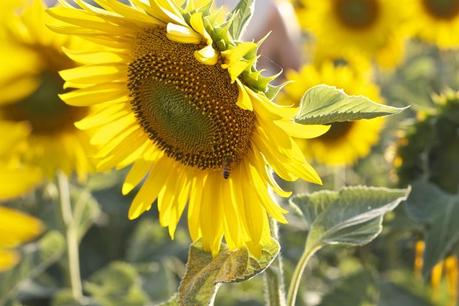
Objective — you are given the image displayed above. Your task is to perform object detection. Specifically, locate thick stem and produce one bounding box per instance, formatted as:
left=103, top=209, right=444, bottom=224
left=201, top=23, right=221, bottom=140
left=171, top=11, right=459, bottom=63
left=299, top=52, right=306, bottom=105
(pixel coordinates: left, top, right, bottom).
left=57, top=172, right=83, bottom=301
left=264, top=220, right=287, bottom=306
left=286, top=244, right=320, bottom=306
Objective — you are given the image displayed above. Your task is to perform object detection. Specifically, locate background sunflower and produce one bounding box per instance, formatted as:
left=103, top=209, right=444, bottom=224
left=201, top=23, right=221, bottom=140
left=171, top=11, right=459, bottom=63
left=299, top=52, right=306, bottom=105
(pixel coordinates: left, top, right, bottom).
left=279, top=62, right=385, bottom=166
left=0, top=0, right=94, bottom=183
left=407, top=0, right=459, bottom=49
left=296, top=0, right=410, bottom=68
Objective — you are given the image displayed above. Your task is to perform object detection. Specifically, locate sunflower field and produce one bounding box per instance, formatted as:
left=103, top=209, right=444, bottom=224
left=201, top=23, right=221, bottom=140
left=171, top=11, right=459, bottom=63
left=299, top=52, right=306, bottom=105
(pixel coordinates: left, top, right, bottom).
left=0, top=0, right=458, bottom=305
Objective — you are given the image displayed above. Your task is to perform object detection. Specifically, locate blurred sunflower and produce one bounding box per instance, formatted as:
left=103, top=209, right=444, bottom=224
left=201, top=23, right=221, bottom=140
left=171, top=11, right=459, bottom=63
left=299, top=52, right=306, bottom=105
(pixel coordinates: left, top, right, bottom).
left=407, top=0, right=459, bottom=49
left=279, top=62, right=385, bottom=166
left=396, top=89, right=459, bottom=194
left=0, top=121, right=41, bottom=199
left=297, top=0, right=409, bottom=68
left=0, top=0, right=93, bottom=182
left=48, top=0, right=329, bottom=256
left=0, top=207, right=43, bottom=272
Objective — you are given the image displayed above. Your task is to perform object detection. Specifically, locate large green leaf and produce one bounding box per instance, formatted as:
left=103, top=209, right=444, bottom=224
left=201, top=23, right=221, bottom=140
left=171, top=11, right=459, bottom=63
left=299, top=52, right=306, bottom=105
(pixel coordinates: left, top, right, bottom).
left=228, top=0, right=254, bottom=40
left=295, top=85, right=407, bottom=125
left=291, top=187, right=410, bottom=251
left=84, top=261, right=150, bottom=306
left=178, top=240, right=279, bottom=306
left=405, top=181, right=459, bottom=276
left=0, top=231, right=65, bottom=305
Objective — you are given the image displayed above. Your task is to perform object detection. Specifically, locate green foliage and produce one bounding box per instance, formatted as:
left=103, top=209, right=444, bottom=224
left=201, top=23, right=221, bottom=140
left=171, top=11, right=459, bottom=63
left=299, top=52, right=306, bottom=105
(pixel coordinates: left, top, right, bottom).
left=228, top=0, right=254, bottom=40
left=295, top=85, right=407, bottom=125
left=0, top=232, right=65, bottom=305
left=177, top=241, right=279, bottom=306
left=84, top=262, right=150, bottom=306
left=406, top=181, right=459, bottom=276
left=318, top=270, right=378, bottom=306
left=291, top=187, right=410, bottom=251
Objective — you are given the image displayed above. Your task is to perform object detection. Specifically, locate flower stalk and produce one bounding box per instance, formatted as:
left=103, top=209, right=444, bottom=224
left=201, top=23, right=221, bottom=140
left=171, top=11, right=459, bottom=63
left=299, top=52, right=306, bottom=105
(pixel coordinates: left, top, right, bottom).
left=57, top=172, right=83, bottom=301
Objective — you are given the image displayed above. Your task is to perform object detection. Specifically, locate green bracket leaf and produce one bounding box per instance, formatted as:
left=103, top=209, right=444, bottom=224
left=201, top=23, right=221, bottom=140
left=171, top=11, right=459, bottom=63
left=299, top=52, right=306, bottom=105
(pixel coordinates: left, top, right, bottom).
left=295, top=85, right=408, bottom=125
left=405, top=181, right=459, bottom=277
left=228, top=0, right=254, bottom=41
left=178, top=240, right=279, bottom=306
left=291, top=186, right=410, bottom=251
left=0, top=231, right=65, bottom=305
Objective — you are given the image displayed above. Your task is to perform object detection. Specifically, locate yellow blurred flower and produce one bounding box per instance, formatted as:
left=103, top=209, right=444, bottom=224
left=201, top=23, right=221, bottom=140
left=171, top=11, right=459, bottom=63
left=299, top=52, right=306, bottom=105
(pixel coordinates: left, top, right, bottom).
left=279, top=62, right=385, bottom=166
left=297, top=0, right=410, bottom=68
left=407, top=0, right=459, bottom=49
left=48, top=0, right=329, bottom=256
left=0, top=0, right=94, bottom=184
left=0, top=207, right=43, bottom=272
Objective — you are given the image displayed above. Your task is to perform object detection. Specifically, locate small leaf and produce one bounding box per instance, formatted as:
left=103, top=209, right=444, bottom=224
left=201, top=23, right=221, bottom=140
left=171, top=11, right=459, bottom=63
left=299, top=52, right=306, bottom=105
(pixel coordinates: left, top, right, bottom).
left=178, top=240, right=279, bottom=306
left=228, top=0, right=254, bottom=40
left=290, top=187, right=410, bottom=251
left=295, top=85, right=408, bottom=125
left=405, top=181, right=459, bottom=276
left=0, top=231, right=65, bottom=305
left=84, top=261, right=150, bottom=306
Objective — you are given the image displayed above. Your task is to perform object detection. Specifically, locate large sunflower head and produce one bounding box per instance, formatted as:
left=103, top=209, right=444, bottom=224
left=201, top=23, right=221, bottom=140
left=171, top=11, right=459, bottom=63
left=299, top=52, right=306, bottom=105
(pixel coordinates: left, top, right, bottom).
left=278, top=62, right=385, bottom=166
left=407, top=0, right=459, bottom=49
left=396, top=89, right=459, bottom=194
left=296, top=0, right=410, bottom=68
left=0, top=0, right=94, bottom=182
left=48, top=0, right=329, bottom=256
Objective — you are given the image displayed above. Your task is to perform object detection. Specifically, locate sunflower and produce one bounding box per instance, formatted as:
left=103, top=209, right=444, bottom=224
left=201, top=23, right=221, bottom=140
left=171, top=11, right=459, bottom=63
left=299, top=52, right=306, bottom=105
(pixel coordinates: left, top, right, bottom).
left=0, top=121, right=41, bottom=200
left=0, top=0, right=93, bottom=183
left=407, top=0, right=459, bottom=49
left=0, top=206, right=43, bottom=272
left=396, top=89, right=459, bottom=194
left=278, top=62, right=385, bottom=166
left=297, top=0, right=409, bottom=68
left=48, top=0, right=329, bottom=256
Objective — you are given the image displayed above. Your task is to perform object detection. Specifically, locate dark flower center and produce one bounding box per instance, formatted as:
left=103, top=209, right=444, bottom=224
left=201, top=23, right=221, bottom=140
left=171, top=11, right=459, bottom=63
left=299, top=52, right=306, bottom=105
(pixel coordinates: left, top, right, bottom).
left=128, top=28, right=256, bottom=170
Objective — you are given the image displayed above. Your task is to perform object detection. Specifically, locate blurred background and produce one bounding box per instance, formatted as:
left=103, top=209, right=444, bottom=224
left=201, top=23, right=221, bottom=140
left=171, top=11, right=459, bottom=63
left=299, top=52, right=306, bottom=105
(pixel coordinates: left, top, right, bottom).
left=1, top=0, right=459, bottom=305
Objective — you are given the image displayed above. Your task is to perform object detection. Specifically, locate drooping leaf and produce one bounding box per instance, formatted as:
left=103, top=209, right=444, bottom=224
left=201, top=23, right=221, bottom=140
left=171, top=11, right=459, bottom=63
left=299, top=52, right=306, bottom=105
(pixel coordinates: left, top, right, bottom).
left=178, top=240, right=279, bottom=306
left=228, top=0, right=254, bottom=40
left=295, top=85, right=408, bottom=125
left=405, top=181, right=459, bottom=276
left=0, top=231, right=65, bottom=305
left=84, top=261, right=150, bottom=306
left=291, top=187, right=410, bottom=252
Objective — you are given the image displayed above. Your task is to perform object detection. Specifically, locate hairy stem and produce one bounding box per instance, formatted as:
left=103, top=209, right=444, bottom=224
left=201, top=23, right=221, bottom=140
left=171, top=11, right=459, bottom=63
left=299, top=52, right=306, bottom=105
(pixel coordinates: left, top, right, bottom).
left=264, top=220, right=287, bottom=306
left=286, top=244, right=320, bottom=306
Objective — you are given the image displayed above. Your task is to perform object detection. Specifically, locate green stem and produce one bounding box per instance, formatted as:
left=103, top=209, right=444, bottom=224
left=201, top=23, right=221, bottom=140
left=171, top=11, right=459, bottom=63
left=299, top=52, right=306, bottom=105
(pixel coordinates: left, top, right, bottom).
left=264, top=220, right=287, bottom=306
left=286, top=244, right=320, bottom=306
left=57, top=172, right=83, bottom=301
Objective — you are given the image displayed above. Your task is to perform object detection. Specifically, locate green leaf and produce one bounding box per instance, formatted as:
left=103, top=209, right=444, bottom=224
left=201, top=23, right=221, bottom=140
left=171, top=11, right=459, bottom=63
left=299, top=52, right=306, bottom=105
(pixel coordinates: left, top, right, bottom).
left=290, top=187, right=410, bottom=251
left=0, top=231, right=65, bottom=305
left=84, top=261, right=150, bottom=306
left=228, top=0, right=254, bottom=40
left=319, top=270, right=378, bottom=306
left=295, top=85, right=408, bottom=125
left=178, top=240, right=279, bottom=306
left=378, top=282, right=434, bottom=306
left=405, top=181, right=459, bottom=276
